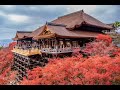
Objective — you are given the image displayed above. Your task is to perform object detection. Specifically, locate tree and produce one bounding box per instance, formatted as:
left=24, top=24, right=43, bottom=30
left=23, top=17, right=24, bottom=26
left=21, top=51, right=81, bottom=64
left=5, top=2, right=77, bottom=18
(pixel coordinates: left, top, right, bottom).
left=20, top=35, right=120, bottom=85
left=0, top=46, right=3, bottom=50
left=0, top=42, right=17, bottom=85
left=81, top=34, right=118, bottom=56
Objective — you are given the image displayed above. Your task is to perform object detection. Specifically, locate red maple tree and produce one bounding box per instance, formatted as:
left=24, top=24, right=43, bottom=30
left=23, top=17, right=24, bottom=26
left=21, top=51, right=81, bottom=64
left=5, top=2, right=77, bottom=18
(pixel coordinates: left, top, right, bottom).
left=20, top=34, right=120, bottom=85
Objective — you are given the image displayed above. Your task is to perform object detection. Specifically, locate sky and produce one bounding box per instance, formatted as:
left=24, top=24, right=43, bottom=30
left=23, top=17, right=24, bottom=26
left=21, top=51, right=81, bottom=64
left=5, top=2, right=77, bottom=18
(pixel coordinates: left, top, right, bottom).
left=0, top=5, right=120, bottom=40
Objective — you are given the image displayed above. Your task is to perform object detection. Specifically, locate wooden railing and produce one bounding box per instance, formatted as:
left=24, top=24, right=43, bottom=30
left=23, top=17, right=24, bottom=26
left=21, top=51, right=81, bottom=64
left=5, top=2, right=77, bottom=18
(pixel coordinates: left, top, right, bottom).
left=12, top=46, right=41, bottom=56
left=12, top=45, right=81, bottom=55
left=41, top=47, right=81, bottom=54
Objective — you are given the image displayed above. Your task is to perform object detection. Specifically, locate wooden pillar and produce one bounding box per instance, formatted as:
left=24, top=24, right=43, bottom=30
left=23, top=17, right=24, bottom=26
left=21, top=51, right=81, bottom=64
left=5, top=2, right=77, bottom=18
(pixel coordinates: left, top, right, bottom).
left=38, top=40, right=40, bottom=49
left=40, top=39, right=43, bottom=49
left=51, top=39, right=53, bottom=48
left=43, top=39, right=45, bottom=48
left=63, top=39, right=66, bottom=48
left=17, top=40, right=18, bottom=45
left=54, top=38, right=58, bottom=49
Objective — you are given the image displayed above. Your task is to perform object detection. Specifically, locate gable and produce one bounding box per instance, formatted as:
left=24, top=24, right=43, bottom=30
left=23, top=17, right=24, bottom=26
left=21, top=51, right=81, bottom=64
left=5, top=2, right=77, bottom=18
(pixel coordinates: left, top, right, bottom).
left=41, top=25, right=52, bottom=35
left=42, top=29, right=52, bottom=35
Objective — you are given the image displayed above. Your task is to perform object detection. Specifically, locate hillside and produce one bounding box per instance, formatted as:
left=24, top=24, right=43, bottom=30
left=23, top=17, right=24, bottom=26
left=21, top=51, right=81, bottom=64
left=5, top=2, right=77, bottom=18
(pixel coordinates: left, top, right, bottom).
left=0, top=35, right=120, bottom=85
left=0, top=42, right=17, bottom=85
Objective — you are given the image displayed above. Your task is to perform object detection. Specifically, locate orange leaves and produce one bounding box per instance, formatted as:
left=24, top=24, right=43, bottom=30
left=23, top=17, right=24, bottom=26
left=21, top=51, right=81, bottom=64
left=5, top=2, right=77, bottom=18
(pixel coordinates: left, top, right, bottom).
left=0, top=78, right=8, bottom=85
left=0, top=40, right=120, bottom=85
left=8, top=42, right=16, bottom=50
left=82, top=34, right=118, bottom=56
left=20, top=51, right=120, bottom=85
left=0, top=42, right=16, bottom=85
left=96, top=34, right=112, bottom=44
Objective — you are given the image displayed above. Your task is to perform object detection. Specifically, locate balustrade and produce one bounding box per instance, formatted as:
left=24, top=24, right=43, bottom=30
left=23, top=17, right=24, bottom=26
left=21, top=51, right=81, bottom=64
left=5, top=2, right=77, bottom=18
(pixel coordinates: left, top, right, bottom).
left=12, top=39, right=81, bottom=55
left=41, top=46, right=80, bottom=54
left=12, top=43, right=41, bottom=56
left=40, top=39, right=81, bottom=54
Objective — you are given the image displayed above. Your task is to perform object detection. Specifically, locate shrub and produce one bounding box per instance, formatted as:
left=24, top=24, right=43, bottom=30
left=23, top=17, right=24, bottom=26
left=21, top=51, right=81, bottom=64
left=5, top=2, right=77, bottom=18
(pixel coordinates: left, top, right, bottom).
left=0, top=42, right=16, bottom=85
left=20, top=53, right=120, bottom=85
left=0, top=46, right=3, bottom=50
left=82, top=34, right=118, bottom=56
left=20, top=34, right=120, bottom=85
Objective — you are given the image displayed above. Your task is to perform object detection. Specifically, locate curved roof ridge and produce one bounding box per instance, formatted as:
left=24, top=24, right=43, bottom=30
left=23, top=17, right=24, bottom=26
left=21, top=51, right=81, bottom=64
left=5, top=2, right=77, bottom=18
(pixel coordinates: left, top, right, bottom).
left=83, top=12, right=112, bottom=29
left=17, top=31, right=32, bottom=33
left=46, top=22, right=66, bottom=27
left=27, top=10, right=113, bottom=39
left=51, top=9, right=112, bottom=29
left=28, top=25, right=45, bottom=37
left=58, top=10, right=84, bottom=19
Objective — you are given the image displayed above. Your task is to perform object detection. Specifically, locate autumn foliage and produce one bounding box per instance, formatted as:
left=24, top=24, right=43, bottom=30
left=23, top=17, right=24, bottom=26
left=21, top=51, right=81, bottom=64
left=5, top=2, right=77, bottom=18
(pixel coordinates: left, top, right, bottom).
left=20, top=53, right=120, bottom=85
left=0, top=34, right=120, bottom=85
left=82, top=34, right=118, bottom=56
left=96, top=34, right=112, bottom=43
left=0, top=42, right=16, bottom=85
left=20, top=34, right=120, bottom=85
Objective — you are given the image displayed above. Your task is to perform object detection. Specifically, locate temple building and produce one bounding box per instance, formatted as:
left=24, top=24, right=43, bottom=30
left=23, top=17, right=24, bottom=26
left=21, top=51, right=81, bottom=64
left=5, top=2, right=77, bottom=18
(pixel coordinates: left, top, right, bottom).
left=11, top=10, right=113, bottom=81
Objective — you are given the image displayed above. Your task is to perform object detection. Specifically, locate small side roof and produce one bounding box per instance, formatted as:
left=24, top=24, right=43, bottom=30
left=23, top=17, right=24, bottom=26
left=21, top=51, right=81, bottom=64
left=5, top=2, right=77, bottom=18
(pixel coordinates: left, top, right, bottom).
left=12, top=31, right=32, bottom=40
left=28, top=26, right=45, bottom=38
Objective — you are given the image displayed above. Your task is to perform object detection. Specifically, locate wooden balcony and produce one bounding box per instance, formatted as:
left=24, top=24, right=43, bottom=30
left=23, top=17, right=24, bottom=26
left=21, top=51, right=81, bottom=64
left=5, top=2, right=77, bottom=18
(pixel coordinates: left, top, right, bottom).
left=41, top=47, right=81, bottom=54
left=12, top=47, right=41, bottom=56
left=12, top=45, right=81, bottom=55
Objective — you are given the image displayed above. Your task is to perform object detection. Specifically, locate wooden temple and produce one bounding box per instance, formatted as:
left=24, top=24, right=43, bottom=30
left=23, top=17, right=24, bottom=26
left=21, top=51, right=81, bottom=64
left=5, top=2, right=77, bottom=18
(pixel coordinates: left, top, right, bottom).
left=11, top=10, right=113, bottom=81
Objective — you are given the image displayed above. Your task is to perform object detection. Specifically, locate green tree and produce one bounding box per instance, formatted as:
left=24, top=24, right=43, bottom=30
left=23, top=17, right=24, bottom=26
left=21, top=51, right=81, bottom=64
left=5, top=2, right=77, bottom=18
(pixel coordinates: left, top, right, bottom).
left=0, top=46, right=3, bottom=50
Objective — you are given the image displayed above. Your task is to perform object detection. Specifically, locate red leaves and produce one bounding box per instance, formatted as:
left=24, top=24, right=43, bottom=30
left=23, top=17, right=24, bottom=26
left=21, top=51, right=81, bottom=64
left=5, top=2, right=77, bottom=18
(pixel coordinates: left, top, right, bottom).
left=20, top=53, right=120, bottom=85
left=96, top=34, right=112, bottom=44
left=0, top=39, right=120, bottom=85
left=82, top=34, right=118, bottom=56
left=26, top=66, right=42, bottom=80
left=0, top=78, right=8, bottom=85
left=8, top=42, right=17, bottom=50
left=0, top=42, right=16, bottom=85
left=20, top=36, right=120, bottom=85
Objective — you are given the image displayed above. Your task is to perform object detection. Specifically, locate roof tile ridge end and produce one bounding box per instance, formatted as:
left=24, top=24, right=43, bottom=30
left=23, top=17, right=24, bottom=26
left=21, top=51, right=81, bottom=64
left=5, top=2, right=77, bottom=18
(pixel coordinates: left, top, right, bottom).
left=81, top=9, right=85, bottom=23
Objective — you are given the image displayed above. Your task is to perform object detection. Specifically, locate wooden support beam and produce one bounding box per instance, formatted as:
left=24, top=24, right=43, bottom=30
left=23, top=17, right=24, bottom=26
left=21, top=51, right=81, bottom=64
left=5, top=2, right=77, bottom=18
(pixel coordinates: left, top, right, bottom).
left=14, top=66, right=27, bottom=77
left=15, top=62, right=28, bottom=70
left=16, top=76, right=21, bottom=82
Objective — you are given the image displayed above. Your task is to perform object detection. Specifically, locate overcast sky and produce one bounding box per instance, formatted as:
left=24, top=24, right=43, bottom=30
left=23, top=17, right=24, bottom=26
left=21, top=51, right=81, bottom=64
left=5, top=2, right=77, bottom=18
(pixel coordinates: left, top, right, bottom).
left=0, top=5, right=120, bottom=40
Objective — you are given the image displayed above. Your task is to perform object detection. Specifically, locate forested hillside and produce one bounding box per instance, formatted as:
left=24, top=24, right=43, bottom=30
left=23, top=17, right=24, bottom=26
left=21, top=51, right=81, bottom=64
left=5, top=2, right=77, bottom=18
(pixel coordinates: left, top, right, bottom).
left=0, top=35, right=120, bottom=85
